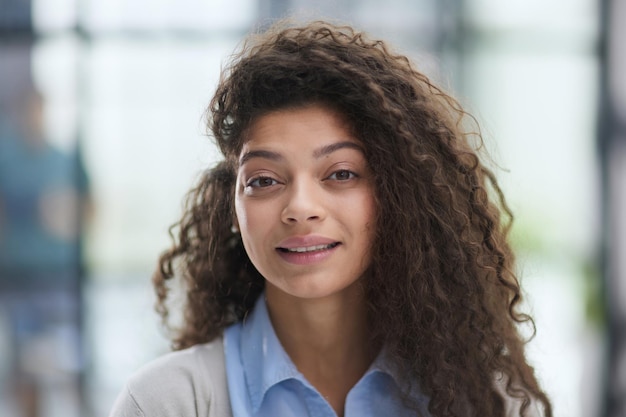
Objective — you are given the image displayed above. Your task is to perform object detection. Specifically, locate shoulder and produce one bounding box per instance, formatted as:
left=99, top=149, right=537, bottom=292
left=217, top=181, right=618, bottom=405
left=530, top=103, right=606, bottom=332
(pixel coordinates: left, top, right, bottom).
left=109, top=337, right=232, bottom=417
left=127, top=337, right=226, bottom=388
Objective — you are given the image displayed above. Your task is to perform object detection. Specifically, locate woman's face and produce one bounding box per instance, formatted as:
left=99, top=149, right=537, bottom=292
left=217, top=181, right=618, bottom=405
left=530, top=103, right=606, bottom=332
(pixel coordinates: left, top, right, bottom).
left=234, top=104, right=376, bottom=302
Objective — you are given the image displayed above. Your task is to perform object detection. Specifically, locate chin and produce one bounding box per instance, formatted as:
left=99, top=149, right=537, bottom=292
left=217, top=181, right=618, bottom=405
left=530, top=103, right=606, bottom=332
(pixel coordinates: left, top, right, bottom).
left=268, top=274, right=363, bottom=301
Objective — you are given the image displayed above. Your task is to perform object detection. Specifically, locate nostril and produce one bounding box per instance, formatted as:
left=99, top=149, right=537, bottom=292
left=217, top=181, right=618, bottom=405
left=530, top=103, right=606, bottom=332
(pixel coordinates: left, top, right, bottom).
left=281, top=199, right=326, bottom=223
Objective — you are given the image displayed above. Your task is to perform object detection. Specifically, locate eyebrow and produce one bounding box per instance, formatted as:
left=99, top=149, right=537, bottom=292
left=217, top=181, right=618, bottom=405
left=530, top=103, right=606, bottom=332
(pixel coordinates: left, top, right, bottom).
left=239, top=141, right=364, bottom=166
left=312, top=141, right=364, bottom=158
left=239, top=149, right=283, bottom=166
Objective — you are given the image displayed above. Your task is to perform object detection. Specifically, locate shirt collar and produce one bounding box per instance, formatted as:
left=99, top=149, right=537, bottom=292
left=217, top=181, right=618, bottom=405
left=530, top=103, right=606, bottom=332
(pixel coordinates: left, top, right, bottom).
left=239, top=294, right=409, bottom=413
left=240, top=294, right=302, bottom=413
left=368, top=346, right=428, bottom=406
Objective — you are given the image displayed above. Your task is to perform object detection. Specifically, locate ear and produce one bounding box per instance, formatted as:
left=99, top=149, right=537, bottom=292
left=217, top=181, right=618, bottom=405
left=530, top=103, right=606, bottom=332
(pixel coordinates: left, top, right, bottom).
left=231, top=216, right=239, bottom=234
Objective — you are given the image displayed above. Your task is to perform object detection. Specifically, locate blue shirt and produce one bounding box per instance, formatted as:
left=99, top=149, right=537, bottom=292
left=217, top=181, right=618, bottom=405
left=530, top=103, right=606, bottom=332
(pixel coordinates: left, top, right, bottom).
left=224, top=295, right=428, bottom=417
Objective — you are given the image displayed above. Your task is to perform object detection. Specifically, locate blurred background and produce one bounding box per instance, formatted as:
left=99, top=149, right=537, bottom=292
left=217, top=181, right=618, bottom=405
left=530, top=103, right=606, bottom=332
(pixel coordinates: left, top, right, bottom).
left=0, top=0, right=623, bottom=416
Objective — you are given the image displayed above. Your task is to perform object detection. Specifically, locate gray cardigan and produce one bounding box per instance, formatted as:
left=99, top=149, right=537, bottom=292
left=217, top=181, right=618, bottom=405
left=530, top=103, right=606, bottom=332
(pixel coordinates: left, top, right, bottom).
left=109, top=337, right=233, bottom=417
left=109, top=336, right=542, bottom=417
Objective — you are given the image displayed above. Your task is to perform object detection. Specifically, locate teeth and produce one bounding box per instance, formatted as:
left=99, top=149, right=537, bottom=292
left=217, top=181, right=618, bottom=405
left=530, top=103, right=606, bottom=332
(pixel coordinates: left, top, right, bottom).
left=286, top=243, right=335, bottom=253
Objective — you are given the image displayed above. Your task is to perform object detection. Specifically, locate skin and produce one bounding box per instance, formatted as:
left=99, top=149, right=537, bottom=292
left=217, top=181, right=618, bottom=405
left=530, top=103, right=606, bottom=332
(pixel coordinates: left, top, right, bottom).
left=234, top=104, right=378, bottom=416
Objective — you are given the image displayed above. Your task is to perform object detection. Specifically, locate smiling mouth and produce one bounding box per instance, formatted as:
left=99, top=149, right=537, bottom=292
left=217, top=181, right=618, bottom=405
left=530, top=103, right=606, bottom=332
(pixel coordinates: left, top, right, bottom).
left=277, top=242, right=340, bottom=253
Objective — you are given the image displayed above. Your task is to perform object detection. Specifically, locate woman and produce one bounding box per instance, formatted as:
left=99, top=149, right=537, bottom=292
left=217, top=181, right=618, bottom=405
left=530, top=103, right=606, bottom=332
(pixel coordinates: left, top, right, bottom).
left=110, top=20, right=552, bottom=417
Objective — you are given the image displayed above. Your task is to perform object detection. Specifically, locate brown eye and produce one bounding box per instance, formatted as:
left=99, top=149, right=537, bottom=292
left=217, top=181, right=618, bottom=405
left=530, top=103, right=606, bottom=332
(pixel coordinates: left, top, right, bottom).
left=247, top=176, right=278, bottom=188
left=328, top=170, right=357, bottom=181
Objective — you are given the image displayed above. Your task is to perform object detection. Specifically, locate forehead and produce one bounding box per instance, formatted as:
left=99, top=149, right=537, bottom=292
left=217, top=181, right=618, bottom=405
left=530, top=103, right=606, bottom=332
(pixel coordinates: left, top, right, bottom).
left=241, top=104, right=358, bottom=150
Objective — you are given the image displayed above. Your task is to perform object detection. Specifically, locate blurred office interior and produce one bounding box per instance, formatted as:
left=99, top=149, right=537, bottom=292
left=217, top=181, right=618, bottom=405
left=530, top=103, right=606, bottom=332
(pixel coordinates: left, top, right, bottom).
left=0, top=0, right=624, bottom=416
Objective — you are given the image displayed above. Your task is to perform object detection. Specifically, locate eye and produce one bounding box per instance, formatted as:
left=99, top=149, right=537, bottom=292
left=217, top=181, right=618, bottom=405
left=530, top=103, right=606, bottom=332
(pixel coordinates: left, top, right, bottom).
left=327, top=170, right=357, bottom=181
left=247, top=176, right=278, bottom=188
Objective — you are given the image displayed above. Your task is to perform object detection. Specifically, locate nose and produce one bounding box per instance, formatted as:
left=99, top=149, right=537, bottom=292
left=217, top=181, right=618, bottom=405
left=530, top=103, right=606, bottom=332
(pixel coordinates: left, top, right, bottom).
left=281, top=178, right=326, bottom=224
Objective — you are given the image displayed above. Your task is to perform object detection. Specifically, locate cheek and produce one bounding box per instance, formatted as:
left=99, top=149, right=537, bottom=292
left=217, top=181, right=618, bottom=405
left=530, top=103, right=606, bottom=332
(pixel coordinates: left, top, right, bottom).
left=357, top=189, right=377, bottom=227
left=234, top=196, right=268, bottom=249
left=233, top=182, right=253, bottom=229
left=359, top=192, right=378, bottom=248
left=234, top=201, right=257, bottom=261
left=234, top=196, right=247, bottom=229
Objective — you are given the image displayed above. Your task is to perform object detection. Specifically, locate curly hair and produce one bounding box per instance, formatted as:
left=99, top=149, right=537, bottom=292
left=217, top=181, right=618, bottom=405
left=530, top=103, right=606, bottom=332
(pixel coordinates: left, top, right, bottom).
left=154, top=20, right=552, bottom=417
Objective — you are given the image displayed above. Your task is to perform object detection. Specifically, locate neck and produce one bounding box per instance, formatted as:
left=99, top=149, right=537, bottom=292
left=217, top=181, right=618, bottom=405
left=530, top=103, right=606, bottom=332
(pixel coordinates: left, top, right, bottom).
left=265, top=283, right=379, bottom=417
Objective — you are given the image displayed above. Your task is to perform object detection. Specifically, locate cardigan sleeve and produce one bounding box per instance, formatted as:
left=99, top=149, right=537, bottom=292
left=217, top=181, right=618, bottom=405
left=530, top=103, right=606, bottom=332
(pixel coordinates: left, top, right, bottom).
left=109, top=385, right=145, bottom=417
left=108, top=337, right=232, bottom=417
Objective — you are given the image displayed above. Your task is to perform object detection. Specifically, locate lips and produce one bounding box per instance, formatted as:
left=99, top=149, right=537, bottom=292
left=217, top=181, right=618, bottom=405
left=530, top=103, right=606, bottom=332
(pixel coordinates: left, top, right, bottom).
left=275, top=235, right=341, bottom=265
left=278, top=242, right=340, bottom=253
left=277, top=235, right=338, bottom=249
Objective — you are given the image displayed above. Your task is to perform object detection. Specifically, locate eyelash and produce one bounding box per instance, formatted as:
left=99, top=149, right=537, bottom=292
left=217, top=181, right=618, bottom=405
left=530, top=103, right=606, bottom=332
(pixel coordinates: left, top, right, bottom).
left=244, top=169, right=359, bottom=191
left=326, top=169, right=358, bottom=181
left=246, top=176, right=278, bottom=188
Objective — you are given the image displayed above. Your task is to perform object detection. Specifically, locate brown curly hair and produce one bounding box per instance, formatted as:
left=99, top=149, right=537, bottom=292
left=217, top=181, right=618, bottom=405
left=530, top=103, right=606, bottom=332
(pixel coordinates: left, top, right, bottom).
left=154, top=20, right=552, bottom=417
